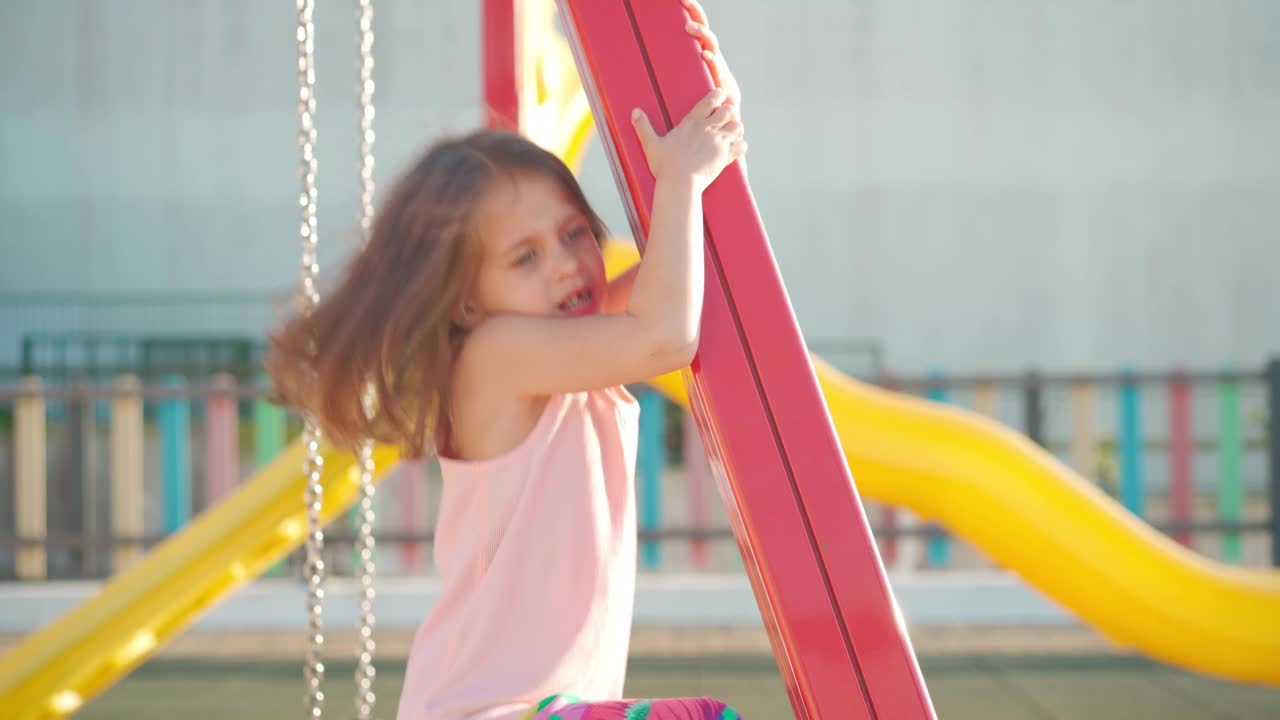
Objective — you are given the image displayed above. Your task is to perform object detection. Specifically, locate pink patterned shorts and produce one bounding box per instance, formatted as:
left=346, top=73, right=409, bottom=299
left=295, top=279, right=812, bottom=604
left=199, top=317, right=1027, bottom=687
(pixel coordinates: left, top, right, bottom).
left=518, top=694, right=742, bottom=719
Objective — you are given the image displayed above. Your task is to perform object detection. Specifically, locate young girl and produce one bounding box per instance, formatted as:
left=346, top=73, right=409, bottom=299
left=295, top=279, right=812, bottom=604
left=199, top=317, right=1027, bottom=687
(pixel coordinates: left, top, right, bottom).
left=268, top=3, right=746, bottom=718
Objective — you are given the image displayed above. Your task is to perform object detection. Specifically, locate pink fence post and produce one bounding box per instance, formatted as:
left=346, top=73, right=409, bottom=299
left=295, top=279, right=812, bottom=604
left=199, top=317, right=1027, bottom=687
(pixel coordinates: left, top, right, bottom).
left=399, top=461, right=426, bottom=573
left=204, top=374, right=239, bottom=506
left=683, top=411, right=710, bottom=570
left=876, top=371, right=898, bottom=567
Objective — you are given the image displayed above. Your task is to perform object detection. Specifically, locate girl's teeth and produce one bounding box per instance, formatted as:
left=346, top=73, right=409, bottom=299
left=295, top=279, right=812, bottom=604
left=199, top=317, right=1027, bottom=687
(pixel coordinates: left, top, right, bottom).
left=562, top=290, right=591, bottom=311
left=565, top=288, right=588, bottom=308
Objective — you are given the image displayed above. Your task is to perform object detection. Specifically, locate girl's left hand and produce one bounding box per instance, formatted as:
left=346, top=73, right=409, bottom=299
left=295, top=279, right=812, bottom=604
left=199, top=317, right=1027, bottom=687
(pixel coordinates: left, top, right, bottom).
left=681, top=0, right=741, bottom=112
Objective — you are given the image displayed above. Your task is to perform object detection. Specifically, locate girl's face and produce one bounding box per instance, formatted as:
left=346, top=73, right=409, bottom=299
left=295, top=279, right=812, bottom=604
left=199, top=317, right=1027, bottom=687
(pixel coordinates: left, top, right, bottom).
left=466, top=171, right=607, bottom=322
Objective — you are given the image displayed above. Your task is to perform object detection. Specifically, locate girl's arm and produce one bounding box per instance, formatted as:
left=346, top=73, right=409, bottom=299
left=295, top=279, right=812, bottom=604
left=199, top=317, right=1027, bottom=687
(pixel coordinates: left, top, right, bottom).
left=603, top=264, right=640, bottom=315
left=460, top=88, right=745, bottom=397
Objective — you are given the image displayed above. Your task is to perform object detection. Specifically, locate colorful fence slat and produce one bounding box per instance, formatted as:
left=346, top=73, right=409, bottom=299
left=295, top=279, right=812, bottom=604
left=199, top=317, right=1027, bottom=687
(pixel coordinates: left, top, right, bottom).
left=1269, top=359, right=1280, bottom=567
left=1168, top=372, right=1194, bottom=547
left=1119, top=372, right=1145, bottom=517
left=924, top=372, right=950, bottom=568
left=205, top=374, right=239, bottom=506
left=637, top=391, right=665, bottom=570
left=876, top=371, right=901, bottom=568
left=1069, top=381, right=1098, bottom=479
left=68, top=382, right=96, bottom=575
left=253, top=377, right=290, bottom=576
left=252, top=374, right=287, bottom=468
left=15, top=376, right=48, bottom=580
left=159, top=375, right=192, bottom=534
left=345, top=445, right=379, bottom=575
left=877, top=503, right=899, bottom=568
left=1217, top=375, right=1243, bottom=563
left=1023, top=371, right=1045, bottom=447
left=972, top=382, right=998, bottom=420
left=683, top=410, right=711, bottom=570
left=398, top=460, right=426, bottom=573
left=110, top=375, right=145, bottom=573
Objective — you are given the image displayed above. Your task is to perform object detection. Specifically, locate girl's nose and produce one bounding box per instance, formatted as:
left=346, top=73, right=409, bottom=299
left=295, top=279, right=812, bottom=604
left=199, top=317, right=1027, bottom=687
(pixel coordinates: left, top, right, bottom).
left=552, top=246, right=579, bottom=279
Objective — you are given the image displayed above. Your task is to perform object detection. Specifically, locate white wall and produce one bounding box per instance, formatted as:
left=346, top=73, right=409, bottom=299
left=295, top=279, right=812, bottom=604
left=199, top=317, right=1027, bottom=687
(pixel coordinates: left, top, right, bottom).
left=2, top=0, right=1278, bottom=374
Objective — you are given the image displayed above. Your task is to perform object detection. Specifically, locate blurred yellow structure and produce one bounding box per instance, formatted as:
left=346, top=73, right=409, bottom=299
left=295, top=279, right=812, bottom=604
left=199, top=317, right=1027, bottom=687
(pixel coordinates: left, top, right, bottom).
left=0, top=441, right=400, bottom=719
left=2, top=3, right=1278, bottom=718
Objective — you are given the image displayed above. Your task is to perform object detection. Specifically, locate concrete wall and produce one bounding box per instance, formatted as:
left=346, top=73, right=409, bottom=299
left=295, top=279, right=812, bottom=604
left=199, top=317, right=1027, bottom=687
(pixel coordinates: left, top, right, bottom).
left=2, top=0, right=1278, bottom=374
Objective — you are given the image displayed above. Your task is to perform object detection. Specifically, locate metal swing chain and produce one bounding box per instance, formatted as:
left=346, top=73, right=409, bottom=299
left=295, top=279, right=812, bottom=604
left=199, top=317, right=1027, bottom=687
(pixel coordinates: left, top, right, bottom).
left=353, top=0, right=379, bottom=717
left=296, top=1, right=379, bottom=716
left=295, top=0, right=327, bottom=718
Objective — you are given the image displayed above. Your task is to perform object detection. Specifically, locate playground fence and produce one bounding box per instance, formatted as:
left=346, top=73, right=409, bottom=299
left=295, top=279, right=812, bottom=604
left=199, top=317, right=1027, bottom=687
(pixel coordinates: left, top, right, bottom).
left=0, top=359, right=1276, bottom=580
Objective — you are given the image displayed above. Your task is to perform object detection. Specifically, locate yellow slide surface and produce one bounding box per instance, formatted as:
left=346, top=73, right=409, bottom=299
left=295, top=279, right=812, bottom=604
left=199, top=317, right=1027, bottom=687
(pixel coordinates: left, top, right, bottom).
left=0, top=441, right=401, bottom=719
left=650, top=359, right=1280, bottom=685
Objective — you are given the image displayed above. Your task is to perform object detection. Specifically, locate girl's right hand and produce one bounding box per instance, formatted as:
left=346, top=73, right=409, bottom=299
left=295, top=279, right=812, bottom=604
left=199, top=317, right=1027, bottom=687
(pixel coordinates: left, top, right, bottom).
left=632, top=88, right=746, bottom=193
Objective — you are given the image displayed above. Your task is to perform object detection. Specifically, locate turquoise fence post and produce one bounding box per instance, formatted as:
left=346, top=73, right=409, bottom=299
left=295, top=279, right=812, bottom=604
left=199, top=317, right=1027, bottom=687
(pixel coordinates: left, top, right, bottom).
left=925, top=370, right=950, bottom=567
left=1119, top=370, right=1145, bottom=517
left=253, top=401, right=286, bottom=465
left=254, top=374, right=289, bottom=576
left=637, top=391, right=665, bottom=570
left=159, top=375, right=192, bottom=534
left=1268, top=358, right=1280, bottom=566
left=1217, top=373, right=1242, bottom=562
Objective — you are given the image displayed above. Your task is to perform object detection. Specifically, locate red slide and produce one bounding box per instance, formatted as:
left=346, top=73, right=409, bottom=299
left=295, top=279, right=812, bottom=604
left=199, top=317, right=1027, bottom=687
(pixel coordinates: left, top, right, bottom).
left=556, top=2, right=937, bottom=718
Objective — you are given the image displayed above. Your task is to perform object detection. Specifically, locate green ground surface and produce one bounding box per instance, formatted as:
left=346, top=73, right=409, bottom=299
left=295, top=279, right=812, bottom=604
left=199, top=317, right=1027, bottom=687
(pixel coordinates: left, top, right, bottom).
left=78, top=653, right=1280, bottom=720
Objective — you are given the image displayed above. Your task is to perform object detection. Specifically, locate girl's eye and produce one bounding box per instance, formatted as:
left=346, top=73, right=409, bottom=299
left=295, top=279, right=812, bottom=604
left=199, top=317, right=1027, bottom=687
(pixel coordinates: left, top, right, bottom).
left=566, top=226, right=589, bottom=243
left=513, top=248, right=536, bottom=266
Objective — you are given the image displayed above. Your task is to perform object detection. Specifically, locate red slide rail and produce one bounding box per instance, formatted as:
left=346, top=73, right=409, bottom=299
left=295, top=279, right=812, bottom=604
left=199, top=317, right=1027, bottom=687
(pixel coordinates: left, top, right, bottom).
left=556, top=2, right=936, bottom=718
left=482, top=0, right=520, bottom=130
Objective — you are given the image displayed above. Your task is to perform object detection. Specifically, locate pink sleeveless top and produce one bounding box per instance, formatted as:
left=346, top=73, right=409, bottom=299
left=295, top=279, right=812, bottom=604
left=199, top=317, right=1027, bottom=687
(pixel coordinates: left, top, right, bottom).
left=396, top=387, right=640, bottom=720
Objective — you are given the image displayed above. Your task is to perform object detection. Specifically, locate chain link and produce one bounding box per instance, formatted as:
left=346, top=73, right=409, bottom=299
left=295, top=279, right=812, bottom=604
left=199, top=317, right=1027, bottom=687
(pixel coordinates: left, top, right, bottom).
left=302, top=425, right=327, bottom=720
left=295, top=0, right=326, bottom=718
left=353, top=1, right=379, bottom=717
left=353, top=437, right=378, bottom=720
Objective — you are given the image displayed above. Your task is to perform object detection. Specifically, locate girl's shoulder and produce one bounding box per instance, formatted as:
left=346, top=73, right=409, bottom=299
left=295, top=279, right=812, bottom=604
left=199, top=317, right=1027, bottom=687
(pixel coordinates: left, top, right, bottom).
left=442, top=385, right=638, bottom=465
left=538, top=385, right=640, bottom=430
left=590, top=384, right=641, bottom=412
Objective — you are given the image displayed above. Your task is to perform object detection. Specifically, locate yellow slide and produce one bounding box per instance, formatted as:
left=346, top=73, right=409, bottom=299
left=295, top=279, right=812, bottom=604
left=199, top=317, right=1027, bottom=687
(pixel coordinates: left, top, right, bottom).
left=654, top=358, right=1280, bottom=685
left=0, top=441, right=400, bottom=719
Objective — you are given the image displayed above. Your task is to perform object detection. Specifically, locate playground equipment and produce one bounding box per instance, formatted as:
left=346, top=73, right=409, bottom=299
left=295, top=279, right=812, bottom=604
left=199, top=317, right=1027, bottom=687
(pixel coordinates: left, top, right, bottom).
left=2, top=2, right=1280, bottom=718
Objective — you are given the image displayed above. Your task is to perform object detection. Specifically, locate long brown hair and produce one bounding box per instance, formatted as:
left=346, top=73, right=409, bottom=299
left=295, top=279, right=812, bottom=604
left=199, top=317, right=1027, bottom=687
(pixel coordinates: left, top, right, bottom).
left=266, top=129, right=608, bottom=458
